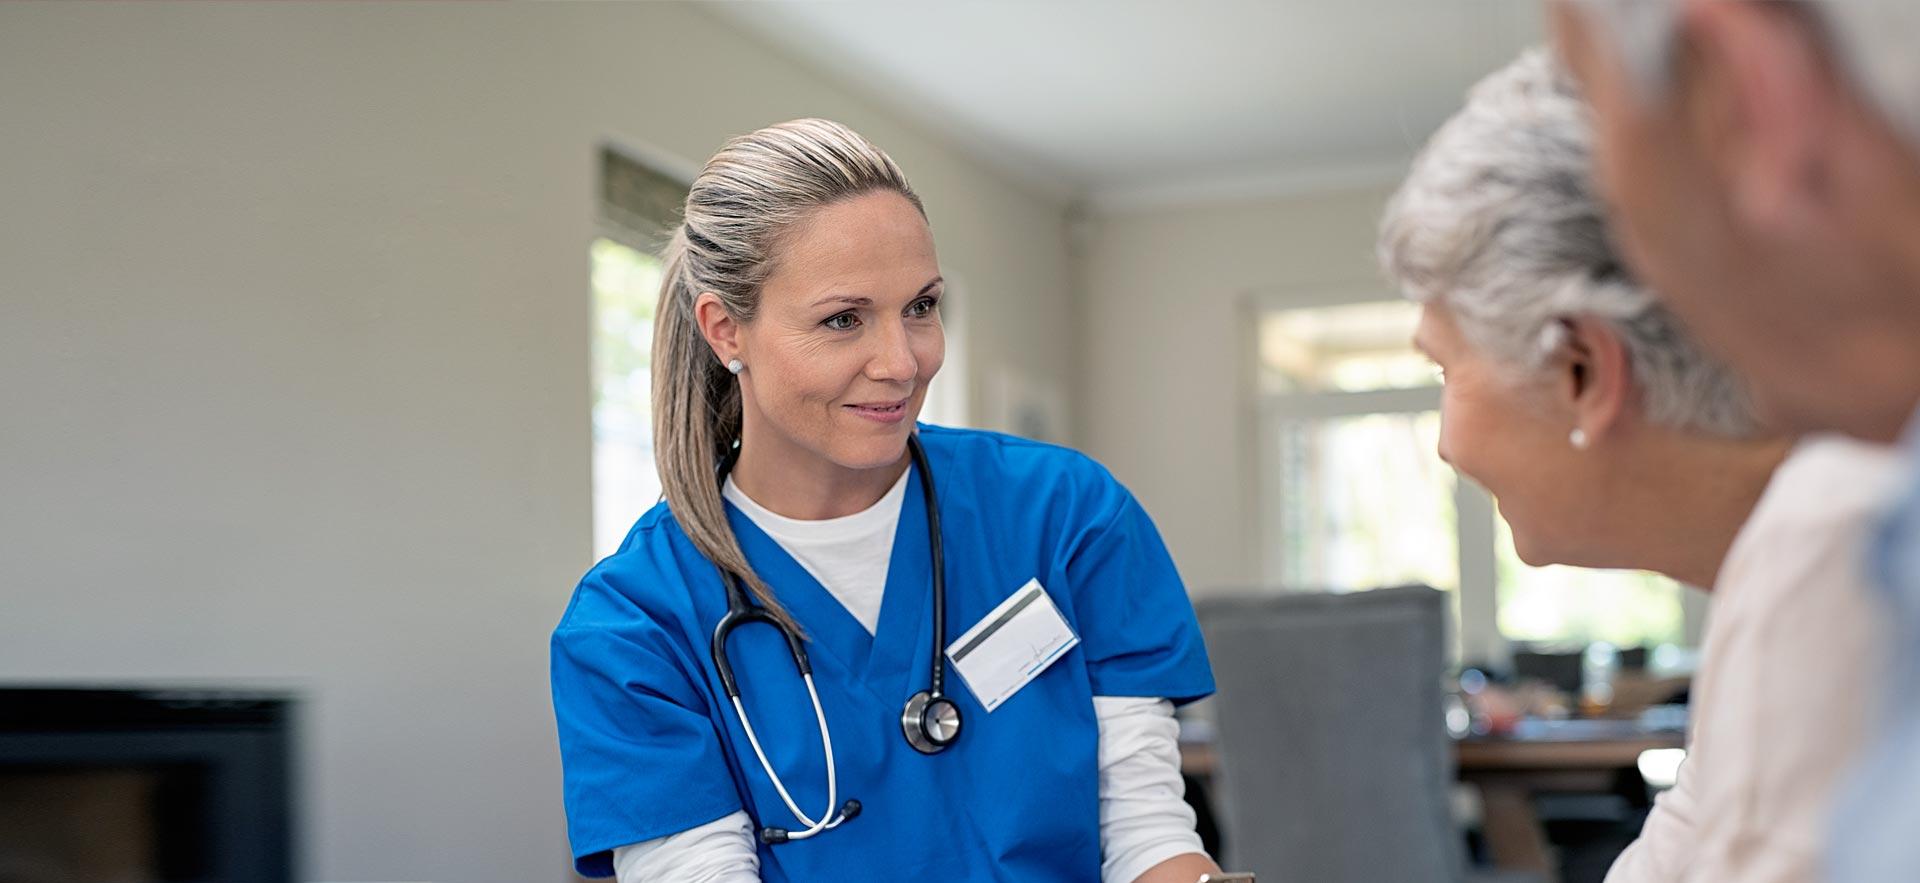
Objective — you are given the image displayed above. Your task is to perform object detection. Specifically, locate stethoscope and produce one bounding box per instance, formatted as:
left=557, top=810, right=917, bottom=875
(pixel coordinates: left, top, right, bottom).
left=709, top=433, right=963, bottom=845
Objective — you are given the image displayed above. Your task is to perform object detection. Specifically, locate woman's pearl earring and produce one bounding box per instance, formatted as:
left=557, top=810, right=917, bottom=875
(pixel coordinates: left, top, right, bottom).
left=727, top=359, right=744, bottom=376
left=1569, top=427, right=1590, bottom=450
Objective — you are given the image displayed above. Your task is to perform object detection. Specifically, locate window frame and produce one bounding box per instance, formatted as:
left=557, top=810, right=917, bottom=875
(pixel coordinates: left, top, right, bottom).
left=590, top=144, right=692, bottom=559
left=1242, top=287, right=1698, bottom=667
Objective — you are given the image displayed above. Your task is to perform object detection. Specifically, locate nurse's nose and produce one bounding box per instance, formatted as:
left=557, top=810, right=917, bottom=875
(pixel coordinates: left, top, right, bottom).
left=865, top=319, right=917, bottom=383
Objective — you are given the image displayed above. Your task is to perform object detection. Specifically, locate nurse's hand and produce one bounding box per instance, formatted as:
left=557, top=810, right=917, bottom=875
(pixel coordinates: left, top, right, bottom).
left=1131, top=852, right=1221, bottom=883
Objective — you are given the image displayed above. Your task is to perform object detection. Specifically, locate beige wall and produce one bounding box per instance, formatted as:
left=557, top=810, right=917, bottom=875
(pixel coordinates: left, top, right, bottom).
left=1076, top=186, right=1399, bottom=594
left=0, top=3, right=1072, bottom=881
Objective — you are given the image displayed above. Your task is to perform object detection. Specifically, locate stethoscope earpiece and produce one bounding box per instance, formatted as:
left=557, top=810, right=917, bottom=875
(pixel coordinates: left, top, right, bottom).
left=758, top=800, right=861, bottom=845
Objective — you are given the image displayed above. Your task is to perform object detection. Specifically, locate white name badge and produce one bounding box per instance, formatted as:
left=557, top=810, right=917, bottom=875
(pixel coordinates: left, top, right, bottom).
left=946, top=578, right=1080, bottom=713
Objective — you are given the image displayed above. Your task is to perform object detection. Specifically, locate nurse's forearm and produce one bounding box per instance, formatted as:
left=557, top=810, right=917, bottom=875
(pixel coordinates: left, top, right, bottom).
left=1130, top=852, right=1220, bottom=883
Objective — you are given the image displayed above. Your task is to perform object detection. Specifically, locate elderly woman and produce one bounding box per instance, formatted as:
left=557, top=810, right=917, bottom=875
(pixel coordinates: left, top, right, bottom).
left=1379, top=49, right=1904, bottom=881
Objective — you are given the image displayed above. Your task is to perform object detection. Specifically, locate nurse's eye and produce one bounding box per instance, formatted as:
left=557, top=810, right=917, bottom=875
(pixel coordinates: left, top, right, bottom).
left=822, top=311, right=860, bottom=331
left=905, top=296, right=939, bottom=319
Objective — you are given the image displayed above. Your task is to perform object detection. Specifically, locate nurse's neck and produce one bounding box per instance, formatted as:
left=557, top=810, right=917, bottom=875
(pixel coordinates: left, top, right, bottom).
left=728, top=428, right=912, bottom=521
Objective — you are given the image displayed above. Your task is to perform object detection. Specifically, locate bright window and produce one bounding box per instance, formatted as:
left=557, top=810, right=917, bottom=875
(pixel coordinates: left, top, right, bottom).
left=591, top=238, right=664, bottom=559
left=591, top=147, right=686, bottom=559
left=1258, top=300, right=1442, bottom=395
left=1496, top=517, right=1684, bottom=647
left=1255, top=297, right=1689, bottom=661
left=1272, top=410, right=1456, bottom=594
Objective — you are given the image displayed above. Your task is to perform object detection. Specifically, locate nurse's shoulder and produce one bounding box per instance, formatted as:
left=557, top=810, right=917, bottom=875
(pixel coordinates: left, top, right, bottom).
left=914, top=423, right=1135, bottom=522
left=554, top=500, right=708, bottom=646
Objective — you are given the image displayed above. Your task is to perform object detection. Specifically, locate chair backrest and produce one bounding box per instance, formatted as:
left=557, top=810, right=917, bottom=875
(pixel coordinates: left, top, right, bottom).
left=1197, top=586, right=1465, bottom=882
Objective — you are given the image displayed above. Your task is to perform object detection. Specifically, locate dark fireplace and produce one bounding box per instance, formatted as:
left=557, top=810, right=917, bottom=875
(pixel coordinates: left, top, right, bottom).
left=0, top=688, right=293, bottom=883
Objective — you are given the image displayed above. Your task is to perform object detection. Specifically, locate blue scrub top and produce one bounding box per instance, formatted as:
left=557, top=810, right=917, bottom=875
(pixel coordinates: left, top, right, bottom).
left=550, top=425, right=1215, bottom=881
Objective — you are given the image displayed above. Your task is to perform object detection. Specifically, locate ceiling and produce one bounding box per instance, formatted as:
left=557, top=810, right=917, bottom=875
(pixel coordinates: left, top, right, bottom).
left=705, top=1, right=1547, bottom=210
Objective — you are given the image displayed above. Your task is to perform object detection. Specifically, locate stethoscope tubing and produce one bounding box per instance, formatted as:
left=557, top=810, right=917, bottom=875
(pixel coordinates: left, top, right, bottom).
left=916, top=436, right=948, bottom=699
left=706, top=432, right=954, bottom=843
left=726, top=675, right=842, bottom=840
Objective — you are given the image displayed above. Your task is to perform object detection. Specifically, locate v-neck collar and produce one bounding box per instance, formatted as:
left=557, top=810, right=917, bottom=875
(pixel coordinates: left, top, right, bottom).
left=723, top=459, right=935, bottom=706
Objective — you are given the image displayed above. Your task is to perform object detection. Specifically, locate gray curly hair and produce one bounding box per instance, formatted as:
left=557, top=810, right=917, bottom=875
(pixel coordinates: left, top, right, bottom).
left=1379, top=48, right=1757, bottom=438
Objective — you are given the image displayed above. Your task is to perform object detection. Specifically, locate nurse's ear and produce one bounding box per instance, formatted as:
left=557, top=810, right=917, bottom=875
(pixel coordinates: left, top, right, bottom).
left=693, top=291, right=746, bottom=369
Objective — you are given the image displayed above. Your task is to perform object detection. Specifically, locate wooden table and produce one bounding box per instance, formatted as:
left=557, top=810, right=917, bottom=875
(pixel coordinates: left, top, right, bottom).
left=1455, top=719, right=1684, bottom=881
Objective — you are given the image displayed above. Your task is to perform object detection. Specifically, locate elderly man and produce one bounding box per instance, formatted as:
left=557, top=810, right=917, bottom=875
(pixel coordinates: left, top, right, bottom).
left=1550, top=2, right=1920, bottom=881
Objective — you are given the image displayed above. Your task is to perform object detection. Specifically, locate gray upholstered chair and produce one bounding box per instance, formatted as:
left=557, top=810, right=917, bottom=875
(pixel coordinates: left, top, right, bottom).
left=1197, top=586, right=1540, bottom=883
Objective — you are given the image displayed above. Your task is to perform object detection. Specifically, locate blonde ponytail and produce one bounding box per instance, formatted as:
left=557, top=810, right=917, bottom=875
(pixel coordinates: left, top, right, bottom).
left=650, top=119, right=924, bottom=633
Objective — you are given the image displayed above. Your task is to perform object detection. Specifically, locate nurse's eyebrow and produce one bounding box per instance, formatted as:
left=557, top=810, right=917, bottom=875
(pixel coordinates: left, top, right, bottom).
left=809, top=278, right=944, bottom=309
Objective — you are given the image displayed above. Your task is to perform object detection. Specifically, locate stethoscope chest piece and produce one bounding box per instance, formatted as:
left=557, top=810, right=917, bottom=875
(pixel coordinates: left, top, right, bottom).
left=901, top=690, right=963, bottom=754
left=713, top=433, right=962, bottom=843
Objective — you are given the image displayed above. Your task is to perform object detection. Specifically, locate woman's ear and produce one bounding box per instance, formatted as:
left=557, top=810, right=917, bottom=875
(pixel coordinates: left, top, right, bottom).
left=693, top=292, right=742, bottom=366
left=1556, top=315, right=1632, bottom=444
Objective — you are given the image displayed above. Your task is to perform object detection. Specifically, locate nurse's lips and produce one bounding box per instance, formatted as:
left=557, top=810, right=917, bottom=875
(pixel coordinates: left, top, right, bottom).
left=846, top=398, right=909, bottom=425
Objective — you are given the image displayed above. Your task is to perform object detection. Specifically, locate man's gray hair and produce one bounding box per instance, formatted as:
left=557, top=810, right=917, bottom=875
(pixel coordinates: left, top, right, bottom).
left=1379, top=48, right=1758, bottom=438
left=1572, top=0, right=1920, bottom=144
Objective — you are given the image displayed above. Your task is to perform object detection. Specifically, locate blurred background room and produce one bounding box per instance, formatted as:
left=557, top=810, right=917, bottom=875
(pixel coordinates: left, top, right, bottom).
left=0, top=3, right=1700, bottom=882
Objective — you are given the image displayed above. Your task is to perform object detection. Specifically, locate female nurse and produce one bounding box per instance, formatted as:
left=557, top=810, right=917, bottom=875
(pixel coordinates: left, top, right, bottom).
left=550, top=119, right=1221, bottom=883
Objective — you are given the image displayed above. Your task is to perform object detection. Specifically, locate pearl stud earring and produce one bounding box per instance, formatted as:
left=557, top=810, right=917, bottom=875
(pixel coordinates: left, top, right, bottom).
left=1570, top=427, right=1590, bottom=450
left=727, top=359, right=744, bottom=375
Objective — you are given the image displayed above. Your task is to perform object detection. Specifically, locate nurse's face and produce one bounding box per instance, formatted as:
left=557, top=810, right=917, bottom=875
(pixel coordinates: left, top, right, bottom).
left=1415, top=303, right=1603, bottom=568
left=734, top=190, right=945, bottom=474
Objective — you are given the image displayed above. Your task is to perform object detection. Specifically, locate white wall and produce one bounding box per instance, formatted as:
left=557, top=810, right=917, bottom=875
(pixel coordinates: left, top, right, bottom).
left=0, top=4, right=1073, bottom=881
left=1077, top=186, right=1399, bottom=593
